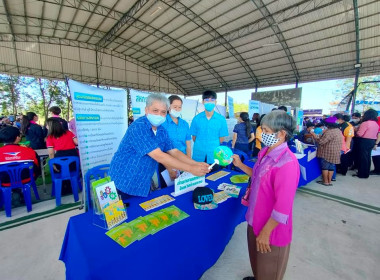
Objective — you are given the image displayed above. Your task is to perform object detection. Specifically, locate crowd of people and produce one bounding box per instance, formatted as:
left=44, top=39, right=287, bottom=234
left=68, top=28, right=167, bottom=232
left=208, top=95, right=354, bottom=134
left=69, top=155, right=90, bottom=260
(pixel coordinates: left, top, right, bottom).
left=0, top=106, right=79, bottom=204
left=297, top=109, right=380, bottom=185
left=1, top=90, right=379, bottom=280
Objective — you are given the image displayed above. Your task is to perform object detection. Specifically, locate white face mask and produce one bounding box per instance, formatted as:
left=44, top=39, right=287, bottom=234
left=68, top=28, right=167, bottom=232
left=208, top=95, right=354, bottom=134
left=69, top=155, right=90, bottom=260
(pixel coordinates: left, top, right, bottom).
left=351, top=119, right=360, bottom=124
left=169, top=109, right=181, bottom=118
left=261, top=132, right=280, bottom=147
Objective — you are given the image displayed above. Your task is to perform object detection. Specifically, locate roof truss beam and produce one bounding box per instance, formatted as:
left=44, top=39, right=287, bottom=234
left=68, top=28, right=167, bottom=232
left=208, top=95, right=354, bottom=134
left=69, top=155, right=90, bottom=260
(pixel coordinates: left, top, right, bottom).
left=250, top=0, right=300, bottom=82
left=151, top=0, right=342, bottom=70
left=96, top=0, right=150, bottom=49
left=0, top=34, right=185, bottom=93
left=160, top=0, right=259, bottom=86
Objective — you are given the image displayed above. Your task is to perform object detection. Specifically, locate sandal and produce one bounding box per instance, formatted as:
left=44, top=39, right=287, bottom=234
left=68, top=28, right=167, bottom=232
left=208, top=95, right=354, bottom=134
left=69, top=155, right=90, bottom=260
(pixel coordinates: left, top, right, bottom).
left=316, top=180, right=332, bottom=186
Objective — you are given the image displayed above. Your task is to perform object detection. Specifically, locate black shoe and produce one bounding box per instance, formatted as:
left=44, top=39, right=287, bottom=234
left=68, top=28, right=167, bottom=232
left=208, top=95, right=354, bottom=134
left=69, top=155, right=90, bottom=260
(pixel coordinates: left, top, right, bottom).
left=369, top=170, right=380, bottom=175
left=331, top=179, right=336, bottom=181
left=352, top=174, right=358, bottom=177
left=243, top=277, right=256, bottom=280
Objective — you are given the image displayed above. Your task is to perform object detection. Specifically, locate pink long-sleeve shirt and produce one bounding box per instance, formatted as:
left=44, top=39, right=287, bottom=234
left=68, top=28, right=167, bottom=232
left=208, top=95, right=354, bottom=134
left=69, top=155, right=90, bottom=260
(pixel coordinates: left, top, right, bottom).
left=356, top=120, right=379, bottom=140
left=246, top=142, right=300, bottom=247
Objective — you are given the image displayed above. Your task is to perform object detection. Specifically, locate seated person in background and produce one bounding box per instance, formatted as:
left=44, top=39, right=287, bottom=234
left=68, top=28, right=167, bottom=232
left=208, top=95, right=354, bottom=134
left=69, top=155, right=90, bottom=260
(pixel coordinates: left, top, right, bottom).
left=49, top=106, right=68, bottom=131
left=232, top=112, right=255, bottom=155
left=21, top=112, right=46, bottom=150
left=299, top=122, right=315, bottom=144
left=109, top=93, right=210, bottom=198
left=0, top=126, right=41, bottom=204
left=46, top=118, right=78, bottom=172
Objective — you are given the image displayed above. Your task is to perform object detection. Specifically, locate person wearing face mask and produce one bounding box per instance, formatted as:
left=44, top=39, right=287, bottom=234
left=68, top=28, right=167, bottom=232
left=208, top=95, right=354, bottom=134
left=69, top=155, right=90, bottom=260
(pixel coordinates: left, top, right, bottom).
left=350, top=112, right=361, bottom=127
left=190, top=90, right=229, bottom=172
left=231, top=112, right=255, bottom=155
left=109, top=93, right=210, bottom=198
left=162, top=95, right=191, bottom=157
left=311, top=117, right=342, bottom=186
left=231, top=111, right=299, bottom=280
left=160, top=95, right=192, bottom=187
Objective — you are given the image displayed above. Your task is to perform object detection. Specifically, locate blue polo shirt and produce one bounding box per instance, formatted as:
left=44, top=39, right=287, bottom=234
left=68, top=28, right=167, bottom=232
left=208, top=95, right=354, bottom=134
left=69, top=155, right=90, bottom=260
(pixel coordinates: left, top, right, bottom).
left=109, top=116, right=174, bottom=197
left=233, top=123, right=254, bottom=144
left=161, top=115, right=191, bottom=154
left=190, top=111, right=229, bottom=164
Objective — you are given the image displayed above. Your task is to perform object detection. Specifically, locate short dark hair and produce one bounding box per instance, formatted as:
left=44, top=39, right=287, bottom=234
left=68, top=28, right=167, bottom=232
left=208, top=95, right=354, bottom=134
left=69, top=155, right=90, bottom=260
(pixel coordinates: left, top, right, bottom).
left=343, top=115, right=351, bottom=122
left=168, top=95, right=183, bottom=105
left=362, top=109, right=378, bottom=122
left=334, top=113, right=344, bottom=120
left=0, top=126, right=20, bottom=143
left=49, top=106, right=61, bottom=115
left=352, top=112, right=361, bottom=118
left=202, top=90, right=217, bottom=100
left=306, top=121, right=315, bottom=128
left=47, top=117, right=65, bottom=138
left=278, top=106, right=287, bottom=112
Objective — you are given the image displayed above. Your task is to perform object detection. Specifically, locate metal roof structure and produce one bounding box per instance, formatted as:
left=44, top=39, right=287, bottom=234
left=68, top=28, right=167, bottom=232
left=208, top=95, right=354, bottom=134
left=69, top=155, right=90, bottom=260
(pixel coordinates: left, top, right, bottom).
left=0, top=0, right=379, bottom=96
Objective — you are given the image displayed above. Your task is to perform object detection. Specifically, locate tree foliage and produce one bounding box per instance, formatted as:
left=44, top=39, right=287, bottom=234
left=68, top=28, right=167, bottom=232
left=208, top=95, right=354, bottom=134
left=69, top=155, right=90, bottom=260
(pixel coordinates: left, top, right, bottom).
left=0, top=75, right=72, bottom=124
left=335, top=75, right=380, bottom=102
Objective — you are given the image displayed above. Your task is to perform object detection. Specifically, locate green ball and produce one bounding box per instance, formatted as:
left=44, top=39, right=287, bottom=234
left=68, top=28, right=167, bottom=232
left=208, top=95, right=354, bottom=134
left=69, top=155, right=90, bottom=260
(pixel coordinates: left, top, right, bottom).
left=214, top=146, right=233, bottom=166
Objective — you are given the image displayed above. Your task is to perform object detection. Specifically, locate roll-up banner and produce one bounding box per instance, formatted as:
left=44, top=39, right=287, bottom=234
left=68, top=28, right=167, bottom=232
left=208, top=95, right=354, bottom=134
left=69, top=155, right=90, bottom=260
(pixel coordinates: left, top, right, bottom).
left=69, top=79, right=128, bottom=177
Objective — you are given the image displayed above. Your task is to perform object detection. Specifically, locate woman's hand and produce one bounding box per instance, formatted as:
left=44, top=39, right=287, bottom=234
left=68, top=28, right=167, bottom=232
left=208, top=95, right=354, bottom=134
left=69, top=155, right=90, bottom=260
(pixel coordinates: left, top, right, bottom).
left=256, top=229, right=272, bottom=253
left=232, top=154, right=242, bottom=168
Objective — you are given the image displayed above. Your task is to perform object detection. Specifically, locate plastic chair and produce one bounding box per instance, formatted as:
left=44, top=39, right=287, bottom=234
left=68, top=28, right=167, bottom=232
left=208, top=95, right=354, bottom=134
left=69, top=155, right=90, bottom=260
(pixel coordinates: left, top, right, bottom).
left=0, top=161, right=40, bottom=217
left=84, top=164, right=110, bottom=210
left=49, top=156, right=82, bottom=206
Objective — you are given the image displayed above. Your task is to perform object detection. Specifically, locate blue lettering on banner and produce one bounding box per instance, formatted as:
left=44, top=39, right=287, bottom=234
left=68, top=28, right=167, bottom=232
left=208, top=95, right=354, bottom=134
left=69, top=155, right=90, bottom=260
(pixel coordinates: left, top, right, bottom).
left=132, top=107, right=141, bottom=114
left=76, top=114, right=101, bottom=121
left=74, top=92, right=103, bottom=102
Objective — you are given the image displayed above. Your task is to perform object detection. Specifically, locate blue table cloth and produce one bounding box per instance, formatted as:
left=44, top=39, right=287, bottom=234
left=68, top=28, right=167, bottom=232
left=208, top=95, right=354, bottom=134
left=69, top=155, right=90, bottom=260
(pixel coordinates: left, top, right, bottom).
left=244, top=146, right=321, bottom=187
left=59, top=171, right=248, bottom=280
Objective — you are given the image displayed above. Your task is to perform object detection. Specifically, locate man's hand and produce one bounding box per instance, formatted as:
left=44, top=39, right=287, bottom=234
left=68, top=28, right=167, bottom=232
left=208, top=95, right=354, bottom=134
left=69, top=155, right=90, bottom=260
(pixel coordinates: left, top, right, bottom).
left=195, top=162, right=210, bottom=169
left=168, top=169, right=179, bottom=180
left=232, top=154, right=242, bottom=168
left=256, top=229, right=272, bottom=253
left=189, top=164, right=210, bottom=177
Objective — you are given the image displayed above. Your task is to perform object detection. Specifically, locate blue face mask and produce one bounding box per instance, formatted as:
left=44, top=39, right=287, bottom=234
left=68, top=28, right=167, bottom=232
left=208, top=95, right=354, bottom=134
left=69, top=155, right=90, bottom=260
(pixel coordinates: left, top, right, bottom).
left=147, top=114, right=166, bottom=127
left=204, top=103, right=215, bottom=112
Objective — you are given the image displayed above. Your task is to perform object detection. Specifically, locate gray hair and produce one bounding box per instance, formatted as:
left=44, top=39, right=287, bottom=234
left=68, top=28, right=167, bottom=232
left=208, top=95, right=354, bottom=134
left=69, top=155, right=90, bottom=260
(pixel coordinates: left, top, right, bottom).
left=261, top=110, right=296, bottom=141
left=146, top=93, right=170, bottom=109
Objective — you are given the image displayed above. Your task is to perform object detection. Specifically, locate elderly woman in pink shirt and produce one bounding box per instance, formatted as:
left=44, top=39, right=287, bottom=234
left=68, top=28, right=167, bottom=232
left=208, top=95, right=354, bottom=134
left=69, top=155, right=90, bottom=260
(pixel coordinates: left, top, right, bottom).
left=354, top=109, right=379, bottom=178
left=232, top=111, right=300, bottom=280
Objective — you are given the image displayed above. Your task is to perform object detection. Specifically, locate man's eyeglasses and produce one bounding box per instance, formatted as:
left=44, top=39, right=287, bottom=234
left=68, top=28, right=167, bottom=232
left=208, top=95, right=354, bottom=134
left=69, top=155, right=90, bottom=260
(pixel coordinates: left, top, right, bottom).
left=203, top=98, right=216, bottom=102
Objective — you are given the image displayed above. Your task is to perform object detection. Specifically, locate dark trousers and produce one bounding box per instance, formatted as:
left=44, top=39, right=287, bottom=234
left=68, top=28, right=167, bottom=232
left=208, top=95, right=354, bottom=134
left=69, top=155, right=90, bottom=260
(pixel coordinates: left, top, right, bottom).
left=247, top=225, right=290, bottom=280
left=337, top=151, right=351, bottom=175
left=372, top=142, right=380, bottom=173
left=357, top=138, right=376, bottom=178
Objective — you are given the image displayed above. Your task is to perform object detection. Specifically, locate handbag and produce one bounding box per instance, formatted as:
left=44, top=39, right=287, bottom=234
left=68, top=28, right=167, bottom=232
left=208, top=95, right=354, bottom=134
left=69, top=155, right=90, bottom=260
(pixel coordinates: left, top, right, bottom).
left=241, top=177, right=252, bottom=206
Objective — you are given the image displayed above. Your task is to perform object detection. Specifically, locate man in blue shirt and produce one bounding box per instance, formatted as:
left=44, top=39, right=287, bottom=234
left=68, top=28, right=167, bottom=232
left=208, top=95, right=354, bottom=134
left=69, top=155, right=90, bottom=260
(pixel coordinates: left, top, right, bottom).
left=190, top=90, right=229, bottom=168
left=109, top=93, right=209, bottom=198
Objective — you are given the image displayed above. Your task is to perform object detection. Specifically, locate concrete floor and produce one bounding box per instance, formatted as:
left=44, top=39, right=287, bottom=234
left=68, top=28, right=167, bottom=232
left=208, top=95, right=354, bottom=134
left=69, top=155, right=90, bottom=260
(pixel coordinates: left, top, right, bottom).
left=0, top=172, right=379, bottom=280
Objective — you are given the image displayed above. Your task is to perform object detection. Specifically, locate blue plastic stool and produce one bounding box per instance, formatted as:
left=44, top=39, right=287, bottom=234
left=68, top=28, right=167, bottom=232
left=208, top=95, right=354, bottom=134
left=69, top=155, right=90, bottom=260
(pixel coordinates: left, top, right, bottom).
left=49, top=156, right=81, bottom=206
left=0, top=161, right=40, bottom=217
left=84, top=164, right=110, bottom=210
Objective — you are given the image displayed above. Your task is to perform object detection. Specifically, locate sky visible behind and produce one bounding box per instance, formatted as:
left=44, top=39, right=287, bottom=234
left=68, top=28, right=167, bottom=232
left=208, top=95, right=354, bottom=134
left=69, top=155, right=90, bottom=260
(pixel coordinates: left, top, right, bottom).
left=187, top=78, right=344, bottom=114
